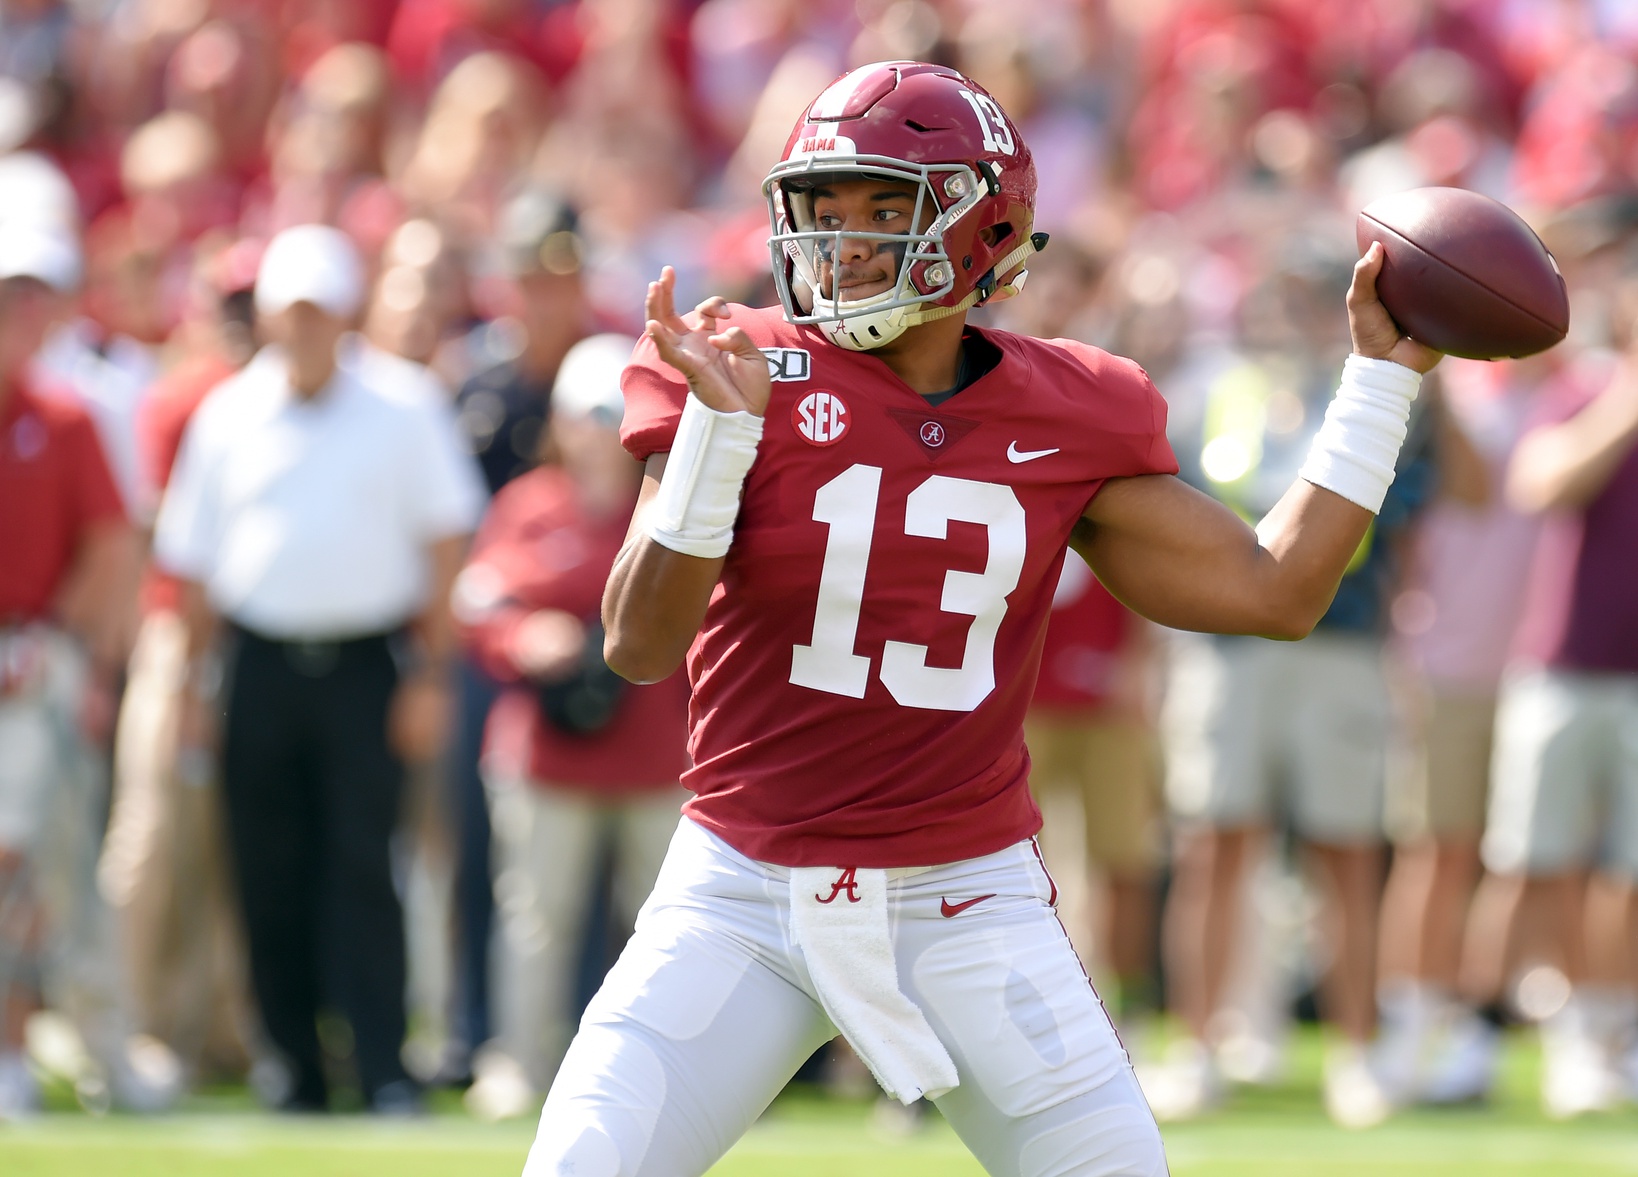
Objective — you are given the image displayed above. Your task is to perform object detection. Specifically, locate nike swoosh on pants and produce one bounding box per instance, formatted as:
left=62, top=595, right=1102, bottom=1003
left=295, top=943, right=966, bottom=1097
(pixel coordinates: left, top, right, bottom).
left=940, top=894, right=996, bottom=918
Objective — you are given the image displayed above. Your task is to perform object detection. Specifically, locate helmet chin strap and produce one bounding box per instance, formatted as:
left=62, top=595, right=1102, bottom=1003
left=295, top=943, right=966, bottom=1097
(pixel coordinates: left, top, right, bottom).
left=902, top=233, right=1048, bottom=327
left=815, top=233, right=1048, bottom=352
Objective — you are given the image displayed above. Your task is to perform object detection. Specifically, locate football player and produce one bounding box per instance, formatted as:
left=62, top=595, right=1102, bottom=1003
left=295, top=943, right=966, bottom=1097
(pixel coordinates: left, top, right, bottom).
left=523, top=61, right=1439, bottom=1177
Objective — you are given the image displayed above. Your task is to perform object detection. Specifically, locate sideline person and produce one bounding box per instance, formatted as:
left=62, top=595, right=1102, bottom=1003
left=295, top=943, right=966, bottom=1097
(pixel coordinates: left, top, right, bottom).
left=456, top=334, right=690, bottom=1121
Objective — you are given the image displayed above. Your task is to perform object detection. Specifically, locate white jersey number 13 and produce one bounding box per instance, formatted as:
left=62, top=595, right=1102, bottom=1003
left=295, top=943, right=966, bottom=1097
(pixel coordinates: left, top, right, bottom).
left=789, top=463, right=1027, bottom=712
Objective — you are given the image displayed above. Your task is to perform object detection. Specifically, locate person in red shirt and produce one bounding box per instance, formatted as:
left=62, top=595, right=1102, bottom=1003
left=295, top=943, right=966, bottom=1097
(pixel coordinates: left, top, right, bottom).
left=1026, top=559, right=1161, bottom=1032
left=522, top=62, right=1440, bottom=1177
left=454, top=333, right=688, bottom=1121
left=0, top=218, right=140, bottom=1118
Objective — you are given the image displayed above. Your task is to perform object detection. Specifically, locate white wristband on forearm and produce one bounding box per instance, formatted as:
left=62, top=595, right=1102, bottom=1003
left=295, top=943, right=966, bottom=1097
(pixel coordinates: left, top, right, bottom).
left=646, top=393, right=765, bottom=558
left=1297, top=355, right=1423, bottom=514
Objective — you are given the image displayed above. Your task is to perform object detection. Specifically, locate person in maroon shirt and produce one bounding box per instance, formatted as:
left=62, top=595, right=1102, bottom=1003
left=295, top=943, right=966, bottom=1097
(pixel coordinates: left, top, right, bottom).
left=454, top=333, right=688, bottom=1121
left=0, top=218, right=142, bottom=1117
left=1470, top=264, right=1638, bottom=1118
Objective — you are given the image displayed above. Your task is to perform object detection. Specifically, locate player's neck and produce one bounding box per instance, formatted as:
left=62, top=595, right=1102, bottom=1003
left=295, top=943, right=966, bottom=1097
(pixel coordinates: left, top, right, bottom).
left=869, top=315, right=969, bottom=398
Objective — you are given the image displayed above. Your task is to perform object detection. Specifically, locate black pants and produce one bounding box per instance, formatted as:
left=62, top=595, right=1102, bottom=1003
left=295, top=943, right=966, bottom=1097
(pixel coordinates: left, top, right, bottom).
left=449, top=657, right=498, bottom=1064
left=220, top=626, right=411, bottom=1106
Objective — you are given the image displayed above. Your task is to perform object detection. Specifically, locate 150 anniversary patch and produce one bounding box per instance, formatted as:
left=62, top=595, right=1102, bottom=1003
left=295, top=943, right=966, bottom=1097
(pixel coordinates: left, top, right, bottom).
left=761, top=348, right=811, bottom=383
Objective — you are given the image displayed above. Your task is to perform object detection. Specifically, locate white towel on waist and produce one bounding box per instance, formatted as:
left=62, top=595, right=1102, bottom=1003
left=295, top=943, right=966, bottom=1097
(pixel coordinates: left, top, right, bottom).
left=788, top=866, right=959, bottom=1104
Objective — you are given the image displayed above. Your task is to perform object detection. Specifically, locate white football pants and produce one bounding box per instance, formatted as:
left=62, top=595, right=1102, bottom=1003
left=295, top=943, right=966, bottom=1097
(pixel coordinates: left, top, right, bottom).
left=523, top=817, right=1168, bottom=1177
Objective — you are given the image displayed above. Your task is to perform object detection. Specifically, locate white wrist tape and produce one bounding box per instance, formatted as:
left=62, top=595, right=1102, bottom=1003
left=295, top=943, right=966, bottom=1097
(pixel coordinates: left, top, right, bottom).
left=646, top=393, right=764, bottom=558
left=1298, top=355, right=1423, bottom=514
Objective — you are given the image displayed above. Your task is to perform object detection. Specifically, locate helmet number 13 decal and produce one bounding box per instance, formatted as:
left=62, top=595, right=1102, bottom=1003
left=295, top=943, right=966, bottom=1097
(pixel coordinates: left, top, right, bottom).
left=790, top=464, right=1026, bottom=712
left=957, top=89, right=1015, bottom=156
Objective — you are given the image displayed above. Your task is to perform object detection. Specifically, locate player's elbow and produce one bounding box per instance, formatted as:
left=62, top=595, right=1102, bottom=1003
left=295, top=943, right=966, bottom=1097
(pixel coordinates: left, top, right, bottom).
left=1260, top=612, right=1319, bottom=642
left=602, top=625, right=684, bottom=685
left=1252, top=585, right=1328, bottom=641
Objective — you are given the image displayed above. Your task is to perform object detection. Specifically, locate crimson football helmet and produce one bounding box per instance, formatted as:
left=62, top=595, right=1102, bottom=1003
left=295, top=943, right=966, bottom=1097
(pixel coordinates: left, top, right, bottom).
left=764, top=60, right=1045, bottom=351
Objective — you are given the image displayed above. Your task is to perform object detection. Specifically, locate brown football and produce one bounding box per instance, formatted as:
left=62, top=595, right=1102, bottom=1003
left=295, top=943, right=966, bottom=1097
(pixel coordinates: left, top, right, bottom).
left=1356, top=187, right=1569, bottom=360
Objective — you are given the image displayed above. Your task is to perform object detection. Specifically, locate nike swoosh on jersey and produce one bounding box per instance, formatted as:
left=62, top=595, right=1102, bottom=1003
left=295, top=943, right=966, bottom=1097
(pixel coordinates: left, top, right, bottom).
left=940, top=894, right=997, bottom=918
left=1007, top=442, right=1061, bottom=463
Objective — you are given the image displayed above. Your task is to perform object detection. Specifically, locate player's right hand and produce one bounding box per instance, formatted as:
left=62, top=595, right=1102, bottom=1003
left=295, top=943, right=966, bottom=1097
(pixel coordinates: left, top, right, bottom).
left=1347, top=242, right=1443, bottom=375
left=645, top=266, right=771, bottom=417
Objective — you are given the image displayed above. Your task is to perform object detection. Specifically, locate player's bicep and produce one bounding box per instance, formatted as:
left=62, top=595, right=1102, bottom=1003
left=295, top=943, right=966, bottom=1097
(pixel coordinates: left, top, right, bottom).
left=1075, top=474, right=1291, bottom=638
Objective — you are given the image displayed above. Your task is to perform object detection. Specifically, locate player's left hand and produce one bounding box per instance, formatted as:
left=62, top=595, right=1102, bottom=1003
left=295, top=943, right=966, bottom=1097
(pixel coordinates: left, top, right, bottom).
left=1347, top=242, right=1443, bottom=375
left=645, top=266, right=771, bottom=417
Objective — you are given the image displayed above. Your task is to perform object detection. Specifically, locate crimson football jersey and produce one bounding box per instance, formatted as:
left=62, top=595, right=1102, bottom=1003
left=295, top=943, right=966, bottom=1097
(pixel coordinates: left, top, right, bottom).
left=622, top=304, right=1176, bottom=867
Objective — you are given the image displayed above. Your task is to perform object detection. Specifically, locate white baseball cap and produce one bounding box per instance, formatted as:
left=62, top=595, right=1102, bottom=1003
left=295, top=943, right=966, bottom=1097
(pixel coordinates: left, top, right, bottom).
left=255, top=224, right=365, bottom=319
left=0, top=151, right=79, bottom=228
left=552, top=333, right=636, bottom=426
left=0, top=217, right=82, bottom=292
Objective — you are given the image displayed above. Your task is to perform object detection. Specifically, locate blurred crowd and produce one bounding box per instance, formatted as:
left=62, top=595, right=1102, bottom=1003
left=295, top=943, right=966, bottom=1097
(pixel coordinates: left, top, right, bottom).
left=4, top=0, right=1638, bottom=1134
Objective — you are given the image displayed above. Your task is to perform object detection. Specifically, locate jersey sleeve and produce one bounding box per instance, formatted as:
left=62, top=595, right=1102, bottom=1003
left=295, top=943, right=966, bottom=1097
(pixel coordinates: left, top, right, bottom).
left=1130, top=362, right=1179, bottom=476
left=619, top=332, right=688, bottom=461
left=1052, top=340, right=1179, bottom=478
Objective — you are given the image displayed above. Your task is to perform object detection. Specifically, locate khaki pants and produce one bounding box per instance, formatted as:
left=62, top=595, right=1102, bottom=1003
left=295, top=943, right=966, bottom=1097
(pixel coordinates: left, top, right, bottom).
left=1385, top=684, right=1496, bottom=844
left=1483, top=668, right=1638, bottom=877
left=1025, top=712, right=1160, bottom=875
left=101, top=611, right=251, bottom=1075
left=1163, top=632, right=1389, bottom=844
left=485, top=777, right=686, bottom=1092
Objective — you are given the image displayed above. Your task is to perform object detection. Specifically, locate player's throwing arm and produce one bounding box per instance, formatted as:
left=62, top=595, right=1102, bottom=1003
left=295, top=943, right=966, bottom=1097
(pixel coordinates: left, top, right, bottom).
left=1074, top=242, right=1443, bottom=640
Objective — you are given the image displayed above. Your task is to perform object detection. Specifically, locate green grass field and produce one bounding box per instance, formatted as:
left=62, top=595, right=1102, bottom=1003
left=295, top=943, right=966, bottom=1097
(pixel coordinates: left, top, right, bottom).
left=3, top=1030, right=1637, bottom=1175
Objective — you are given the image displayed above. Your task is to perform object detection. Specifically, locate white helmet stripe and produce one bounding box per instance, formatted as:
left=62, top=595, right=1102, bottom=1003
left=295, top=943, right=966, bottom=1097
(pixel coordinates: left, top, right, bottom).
left=808, top=60, right=916, bottom=120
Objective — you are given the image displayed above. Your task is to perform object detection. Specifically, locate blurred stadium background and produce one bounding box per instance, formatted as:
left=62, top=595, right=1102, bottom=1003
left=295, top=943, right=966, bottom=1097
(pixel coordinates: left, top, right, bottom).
left=4, top=0, right=1638, bottom=1173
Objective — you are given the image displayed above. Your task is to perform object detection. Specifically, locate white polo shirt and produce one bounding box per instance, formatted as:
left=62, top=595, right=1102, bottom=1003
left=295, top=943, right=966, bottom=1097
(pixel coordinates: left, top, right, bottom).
left=154, top=346, right=487, bottom=639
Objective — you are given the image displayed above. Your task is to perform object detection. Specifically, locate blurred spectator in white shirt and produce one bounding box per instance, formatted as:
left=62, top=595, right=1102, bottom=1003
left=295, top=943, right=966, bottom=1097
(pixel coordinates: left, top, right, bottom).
left=154, top=224, right=485, bottom=1113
